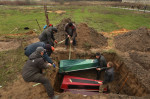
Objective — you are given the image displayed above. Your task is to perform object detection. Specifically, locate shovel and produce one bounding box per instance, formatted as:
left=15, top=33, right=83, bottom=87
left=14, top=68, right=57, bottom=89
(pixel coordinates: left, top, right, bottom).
left=57, top=39, right=66, bottom=44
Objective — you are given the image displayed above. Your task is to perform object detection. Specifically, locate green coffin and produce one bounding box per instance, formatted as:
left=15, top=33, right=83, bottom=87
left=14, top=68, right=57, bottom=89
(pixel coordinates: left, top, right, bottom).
left=59, top=59, right=98, bottom=73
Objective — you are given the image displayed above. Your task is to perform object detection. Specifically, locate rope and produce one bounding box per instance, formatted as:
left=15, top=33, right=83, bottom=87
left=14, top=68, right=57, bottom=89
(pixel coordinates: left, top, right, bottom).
left=69, top=37, right=71, bottom=60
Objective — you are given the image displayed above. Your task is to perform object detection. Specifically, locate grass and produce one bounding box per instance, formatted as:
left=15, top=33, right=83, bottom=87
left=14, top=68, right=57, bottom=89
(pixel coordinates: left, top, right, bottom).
left=0, top=5, right=150, bottom=35
left=0, top=44, right=28, bottom=86
left=0, top=4, right=150, bottom=86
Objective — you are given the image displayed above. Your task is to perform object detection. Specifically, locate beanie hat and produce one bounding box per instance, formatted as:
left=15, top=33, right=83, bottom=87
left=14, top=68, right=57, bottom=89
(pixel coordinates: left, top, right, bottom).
left=96, top=52, right=101, bottom=56
left=49, top=24, right=53, bottom=27
left=52, top=27, right=57, bottom=32
left=45, top=44, right=51, bottom=51
left=68, top=22, right=73, bottom=26
left=36, top=47, right=45, bottom=54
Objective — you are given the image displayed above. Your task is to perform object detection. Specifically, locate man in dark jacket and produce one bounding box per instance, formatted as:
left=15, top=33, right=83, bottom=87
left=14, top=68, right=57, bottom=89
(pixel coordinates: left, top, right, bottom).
left=24, top=42, right=56, bottom=68
left=99, top=61, right=114, bottom=93
left=39, top=27, right=58, bottom=46
left=64, top=22, right=77, bottom=49
left=22, top=47, right=54, bottom=99
left=96, top=52, right=107, bottom=80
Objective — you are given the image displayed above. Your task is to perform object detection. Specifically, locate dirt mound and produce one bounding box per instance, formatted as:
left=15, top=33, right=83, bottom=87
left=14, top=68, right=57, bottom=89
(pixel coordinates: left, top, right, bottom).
left=114, top=27, right=150, bottom=52
left=76, top=23, right=107, bottom=49
left=56, top=18, right=108, bottom=49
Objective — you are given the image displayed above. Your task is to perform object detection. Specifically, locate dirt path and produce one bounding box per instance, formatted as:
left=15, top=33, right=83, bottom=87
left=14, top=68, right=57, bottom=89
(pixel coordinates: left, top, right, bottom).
left=0, top=40, right=20, bottom=51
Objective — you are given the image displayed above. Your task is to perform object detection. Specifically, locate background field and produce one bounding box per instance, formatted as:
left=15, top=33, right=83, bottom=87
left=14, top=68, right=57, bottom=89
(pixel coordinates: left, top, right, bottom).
left=0, top=5, right=150, bottom=35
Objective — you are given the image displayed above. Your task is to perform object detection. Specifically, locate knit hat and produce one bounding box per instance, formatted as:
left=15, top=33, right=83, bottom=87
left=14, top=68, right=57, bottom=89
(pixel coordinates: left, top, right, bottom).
left=45, top=44, right=55, bottom=52
left=68, top=22, right=73, bottom=26
left=36, top=47, right=45, bottom=54
left=49, top=24, right=53, bottom=27
left=45, top=44, right=51, bottom=51
left=96, top=52, right=101, bottom=56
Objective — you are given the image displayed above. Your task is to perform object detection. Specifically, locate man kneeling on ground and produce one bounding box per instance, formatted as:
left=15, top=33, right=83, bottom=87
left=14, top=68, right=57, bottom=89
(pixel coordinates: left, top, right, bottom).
left=99, top=61, right=114, bottom=93
left=22, top=47, right=55, bottom=99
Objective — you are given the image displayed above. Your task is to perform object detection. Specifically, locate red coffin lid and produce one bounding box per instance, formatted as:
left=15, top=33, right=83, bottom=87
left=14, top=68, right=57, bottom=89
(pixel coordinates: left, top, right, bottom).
left=61, top=75, right=102, bottom=91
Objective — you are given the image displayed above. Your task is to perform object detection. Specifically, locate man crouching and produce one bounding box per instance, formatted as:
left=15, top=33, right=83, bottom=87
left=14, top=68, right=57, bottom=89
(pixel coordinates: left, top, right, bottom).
left=22, top=47, right=54, bottom=99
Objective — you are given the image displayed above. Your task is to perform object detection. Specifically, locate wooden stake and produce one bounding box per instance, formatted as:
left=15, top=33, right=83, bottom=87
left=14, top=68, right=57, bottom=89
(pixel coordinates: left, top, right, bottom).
left=44, top=4, right=49, bottom=26
left=69, top=37, right=71, bottom=60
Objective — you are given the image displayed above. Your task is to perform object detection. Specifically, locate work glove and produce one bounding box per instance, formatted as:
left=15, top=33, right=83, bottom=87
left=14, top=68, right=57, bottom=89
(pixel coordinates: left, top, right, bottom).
left=51, top=46, right=55, bottom=52
left=53, top=63, right=56, bottom=68
left=55, top=40, right=58, bottom=44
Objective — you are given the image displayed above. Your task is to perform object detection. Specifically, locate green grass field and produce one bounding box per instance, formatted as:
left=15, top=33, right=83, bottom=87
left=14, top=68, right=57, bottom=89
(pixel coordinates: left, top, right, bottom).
left=0, top=5, right=150, bottom=35
left=0, top=4, right=150, bottom=86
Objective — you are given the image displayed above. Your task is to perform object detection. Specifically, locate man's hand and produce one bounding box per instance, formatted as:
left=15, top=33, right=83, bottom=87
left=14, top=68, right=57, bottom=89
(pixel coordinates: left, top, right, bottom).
left=55, top=40, right=58, bottom=44
left=53, top=63, right=56, bottom=68
left=96, top=68, right=101, bottom=71
left=98, top=82, right=103, bottom=84
left=48, top=63, right=52, bottom=66
left=70, top=40, right=73, bottom=44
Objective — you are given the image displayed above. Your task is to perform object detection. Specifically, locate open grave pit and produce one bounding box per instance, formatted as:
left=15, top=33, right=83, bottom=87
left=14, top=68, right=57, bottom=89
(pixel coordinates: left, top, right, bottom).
left=51, top=50, right=150, bottom=97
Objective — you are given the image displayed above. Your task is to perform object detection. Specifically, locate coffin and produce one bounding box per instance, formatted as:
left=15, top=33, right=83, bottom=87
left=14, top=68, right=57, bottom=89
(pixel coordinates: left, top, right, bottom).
left=61, top=75, right=102, bottom=91
left=59, top=59, right=98, bottom=73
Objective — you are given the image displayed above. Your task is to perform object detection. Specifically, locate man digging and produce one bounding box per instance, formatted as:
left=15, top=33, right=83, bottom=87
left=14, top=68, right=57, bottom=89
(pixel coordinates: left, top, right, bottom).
left=64, top=22, right=77, bottom=50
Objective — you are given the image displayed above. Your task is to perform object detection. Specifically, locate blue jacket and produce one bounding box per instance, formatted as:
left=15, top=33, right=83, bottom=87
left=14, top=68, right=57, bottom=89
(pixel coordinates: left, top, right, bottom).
left=24, top=42, right=53, bottom=64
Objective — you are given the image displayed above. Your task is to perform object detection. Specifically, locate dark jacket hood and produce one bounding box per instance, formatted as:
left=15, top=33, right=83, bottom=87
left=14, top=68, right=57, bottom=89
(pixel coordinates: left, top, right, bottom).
left=47, top=27, right=57, bottom=33
left=47, top=27, right=53, bottom=32
left=29, top=51, right=42, bottom=60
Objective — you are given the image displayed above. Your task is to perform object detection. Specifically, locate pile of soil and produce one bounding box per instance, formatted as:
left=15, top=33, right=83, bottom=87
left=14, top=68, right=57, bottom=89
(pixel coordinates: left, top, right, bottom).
left=76, top=23, right=107, bottom=49
left=56, top=18, right=108, bottom=49
left=114, top=27, right=150, bottom=52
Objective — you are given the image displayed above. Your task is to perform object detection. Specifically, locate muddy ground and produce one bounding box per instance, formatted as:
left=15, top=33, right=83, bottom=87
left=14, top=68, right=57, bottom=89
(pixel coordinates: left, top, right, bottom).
left=0, top=19, right=150, bottom=99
